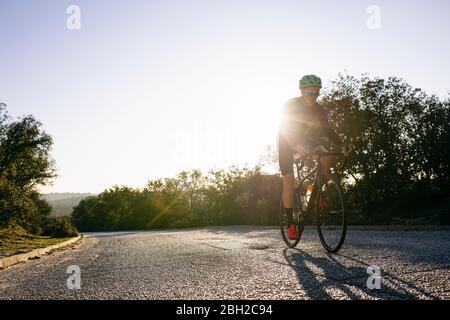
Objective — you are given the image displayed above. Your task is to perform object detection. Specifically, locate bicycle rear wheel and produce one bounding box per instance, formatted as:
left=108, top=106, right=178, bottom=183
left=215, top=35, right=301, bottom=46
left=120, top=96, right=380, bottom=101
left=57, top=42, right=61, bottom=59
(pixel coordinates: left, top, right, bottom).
left=315, top=175, right=347, bottom=253
left=279, top=191, right=304, bottom=248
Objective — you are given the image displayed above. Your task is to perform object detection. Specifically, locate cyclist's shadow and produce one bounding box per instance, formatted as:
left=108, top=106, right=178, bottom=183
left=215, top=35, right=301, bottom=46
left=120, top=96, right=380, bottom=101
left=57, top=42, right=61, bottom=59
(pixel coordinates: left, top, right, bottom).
left=282, top=248, right=422, bottom=299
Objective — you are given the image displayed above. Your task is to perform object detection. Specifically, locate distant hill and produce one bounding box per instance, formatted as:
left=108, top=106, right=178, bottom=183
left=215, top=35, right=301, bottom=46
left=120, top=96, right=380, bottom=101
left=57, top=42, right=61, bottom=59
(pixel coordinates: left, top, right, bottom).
left=42, top=193, right=95, bottom=217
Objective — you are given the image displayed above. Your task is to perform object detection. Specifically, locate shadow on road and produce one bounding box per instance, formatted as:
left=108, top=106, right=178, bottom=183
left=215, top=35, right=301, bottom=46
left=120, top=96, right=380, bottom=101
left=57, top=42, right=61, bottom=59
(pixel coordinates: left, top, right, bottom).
left=282, top=248, right=437, bottom=299
left=332, top=252, right=440, bottom=300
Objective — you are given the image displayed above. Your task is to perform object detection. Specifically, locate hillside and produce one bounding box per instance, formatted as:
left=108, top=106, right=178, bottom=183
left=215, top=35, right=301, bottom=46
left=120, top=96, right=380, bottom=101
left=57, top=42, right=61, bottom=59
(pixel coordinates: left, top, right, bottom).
left=42, top=193, right=95, bottom=217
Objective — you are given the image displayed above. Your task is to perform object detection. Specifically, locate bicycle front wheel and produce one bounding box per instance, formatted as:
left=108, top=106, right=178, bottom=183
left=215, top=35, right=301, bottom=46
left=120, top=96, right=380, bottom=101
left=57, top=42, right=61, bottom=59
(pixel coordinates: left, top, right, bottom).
left=315, top=175, right=347, bottom=253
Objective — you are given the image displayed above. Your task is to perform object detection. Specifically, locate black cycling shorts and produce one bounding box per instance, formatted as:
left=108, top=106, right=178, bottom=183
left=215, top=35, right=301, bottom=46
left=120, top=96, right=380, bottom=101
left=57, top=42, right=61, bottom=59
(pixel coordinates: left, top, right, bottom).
left=278, top=134, right=328, bottom=176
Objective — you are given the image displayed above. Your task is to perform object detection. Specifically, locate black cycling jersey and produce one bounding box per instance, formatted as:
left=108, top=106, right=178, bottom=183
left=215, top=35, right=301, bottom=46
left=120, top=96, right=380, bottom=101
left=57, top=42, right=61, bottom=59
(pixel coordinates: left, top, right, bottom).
left=278, top=96, right=343, bottom=175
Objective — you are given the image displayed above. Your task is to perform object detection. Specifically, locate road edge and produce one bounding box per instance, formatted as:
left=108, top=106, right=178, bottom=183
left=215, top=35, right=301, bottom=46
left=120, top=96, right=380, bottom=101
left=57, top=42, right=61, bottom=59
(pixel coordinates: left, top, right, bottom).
left=0, top=235, right=82, bottom=270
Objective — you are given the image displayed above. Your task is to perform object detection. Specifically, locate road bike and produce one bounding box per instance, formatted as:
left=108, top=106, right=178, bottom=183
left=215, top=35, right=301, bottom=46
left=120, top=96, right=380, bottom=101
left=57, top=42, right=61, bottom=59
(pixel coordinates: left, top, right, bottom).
left=280, top=149, right=348, bottom=253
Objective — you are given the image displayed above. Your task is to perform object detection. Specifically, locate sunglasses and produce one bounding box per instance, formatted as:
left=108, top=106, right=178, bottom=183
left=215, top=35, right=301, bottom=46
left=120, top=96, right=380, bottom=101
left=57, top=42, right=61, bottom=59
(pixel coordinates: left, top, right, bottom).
left=303, top=90, right=320, bottom=97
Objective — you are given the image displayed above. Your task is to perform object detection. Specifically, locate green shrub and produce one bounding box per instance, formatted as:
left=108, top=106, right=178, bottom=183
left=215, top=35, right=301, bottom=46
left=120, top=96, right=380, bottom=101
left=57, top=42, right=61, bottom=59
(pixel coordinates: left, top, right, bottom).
left=43, top=216, right=79, bottom=238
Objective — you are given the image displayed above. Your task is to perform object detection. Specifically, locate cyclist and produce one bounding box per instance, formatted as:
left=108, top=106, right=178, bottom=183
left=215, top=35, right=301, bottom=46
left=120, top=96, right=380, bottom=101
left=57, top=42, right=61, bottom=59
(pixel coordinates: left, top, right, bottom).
left=278, top=74, right=350, bottom=240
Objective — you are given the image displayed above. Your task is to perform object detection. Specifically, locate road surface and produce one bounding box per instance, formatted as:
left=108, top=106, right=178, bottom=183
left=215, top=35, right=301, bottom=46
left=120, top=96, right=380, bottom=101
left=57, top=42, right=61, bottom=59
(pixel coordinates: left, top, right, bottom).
left=0, top=227, right=449, bottom=299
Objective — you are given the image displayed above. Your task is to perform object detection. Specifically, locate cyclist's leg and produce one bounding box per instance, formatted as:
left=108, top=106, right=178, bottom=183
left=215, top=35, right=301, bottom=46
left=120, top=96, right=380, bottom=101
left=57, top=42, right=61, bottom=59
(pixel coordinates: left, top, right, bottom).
left=278, top=134, right=295, bottom=224
left=282, top=173, right=295, bottom=209
left=311, top=145, right=332, bottom=179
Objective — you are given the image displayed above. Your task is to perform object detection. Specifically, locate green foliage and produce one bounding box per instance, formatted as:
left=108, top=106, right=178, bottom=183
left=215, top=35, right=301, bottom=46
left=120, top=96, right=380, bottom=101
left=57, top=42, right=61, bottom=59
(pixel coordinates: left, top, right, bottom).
left=72, top=167, right=283, bottom=231
left=72, top=186, right=156, bottom=231
left=42, top=216, right=79, bottom=238
left=320, top=73, right=450, bottom=223
left=0, top=104, right=78, bottom=236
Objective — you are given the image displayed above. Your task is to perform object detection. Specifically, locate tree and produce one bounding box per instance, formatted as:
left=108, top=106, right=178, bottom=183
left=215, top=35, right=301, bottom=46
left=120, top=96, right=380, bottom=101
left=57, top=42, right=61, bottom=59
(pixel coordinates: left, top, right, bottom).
left=0, top=104, right=57, bottom=230
left=320, top=73, right=450, bottom=222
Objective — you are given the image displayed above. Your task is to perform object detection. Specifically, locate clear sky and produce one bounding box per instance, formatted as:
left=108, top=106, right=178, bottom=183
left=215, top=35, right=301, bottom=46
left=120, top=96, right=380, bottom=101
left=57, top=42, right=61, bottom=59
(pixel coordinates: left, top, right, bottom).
left=1, top=0, right=449, bottom=193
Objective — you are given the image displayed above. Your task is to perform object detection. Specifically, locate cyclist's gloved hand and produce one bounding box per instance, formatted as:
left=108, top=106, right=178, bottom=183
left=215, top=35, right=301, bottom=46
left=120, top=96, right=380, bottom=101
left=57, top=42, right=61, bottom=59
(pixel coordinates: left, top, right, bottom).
left=341, top=144, right=352, bottom=157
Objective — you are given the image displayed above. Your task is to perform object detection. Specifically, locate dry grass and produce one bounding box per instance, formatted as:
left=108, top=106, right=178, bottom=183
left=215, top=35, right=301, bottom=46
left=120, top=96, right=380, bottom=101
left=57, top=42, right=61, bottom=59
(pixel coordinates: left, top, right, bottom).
left=0, top=226, right=71, bottom=258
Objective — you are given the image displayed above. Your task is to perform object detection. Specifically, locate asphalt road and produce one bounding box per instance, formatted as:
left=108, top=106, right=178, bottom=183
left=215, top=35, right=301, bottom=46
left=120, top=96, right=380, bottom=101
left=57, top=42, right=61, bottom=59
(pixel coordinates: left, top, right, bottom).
left=0, top=227, right=449, bottom=299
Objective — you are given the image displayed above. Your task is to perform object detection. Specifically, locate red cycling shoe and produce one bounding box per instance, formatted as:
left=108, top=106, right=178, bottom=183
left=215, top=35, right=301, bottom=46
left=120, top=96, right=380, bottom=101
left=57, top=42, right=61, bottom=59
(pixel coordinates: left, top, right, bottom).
left=287, top=225, right=299, bottom=240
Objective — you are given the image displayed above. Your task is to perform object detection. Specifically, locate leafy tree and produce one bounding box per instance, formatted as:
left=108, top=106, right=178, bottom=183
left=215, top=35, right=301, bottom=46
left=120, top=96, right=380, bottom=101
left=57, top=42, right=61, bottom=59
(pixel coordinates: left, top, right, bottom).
left=0, top=103, right=63, bottom=233
left=321, top=73, right=450, bottom=222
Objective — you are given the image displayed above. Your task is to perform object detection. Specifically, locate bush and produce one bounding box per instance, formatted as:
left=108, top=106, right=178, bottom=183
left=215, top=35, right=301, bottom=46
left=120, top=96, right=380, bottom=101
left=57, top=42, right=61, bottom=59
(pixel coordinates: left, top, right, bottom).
left=42, top=216, right=79, bottom=238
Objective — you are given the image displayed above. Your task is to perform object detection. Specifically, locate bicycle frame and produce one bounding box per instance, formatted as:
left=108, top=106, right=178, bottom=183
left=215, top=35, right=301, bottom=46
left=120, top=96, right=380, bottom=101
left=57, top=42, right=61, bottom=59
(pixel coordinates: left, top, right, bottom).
left=294, top=160, right=320, bottom=218
left=294, top=151, right=344, bottom=218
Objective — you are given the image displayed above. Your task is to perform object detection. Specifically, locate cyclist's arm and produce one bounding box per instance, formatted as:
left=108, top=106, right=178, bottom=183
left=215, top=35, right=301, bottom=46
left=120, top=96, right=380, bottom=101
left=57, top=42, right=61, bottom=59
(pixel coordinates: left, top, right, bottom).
left=317, top=105, right=344, bottom=147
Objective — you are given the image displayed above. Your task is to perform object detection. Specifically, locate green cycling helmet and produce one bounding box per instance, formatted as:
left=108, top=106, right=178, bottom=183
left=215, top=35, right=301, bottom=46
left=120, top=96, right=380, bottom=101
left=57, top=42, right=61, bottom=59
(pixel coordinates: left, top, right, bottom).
left=299, top=74, right=322, bottom=89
